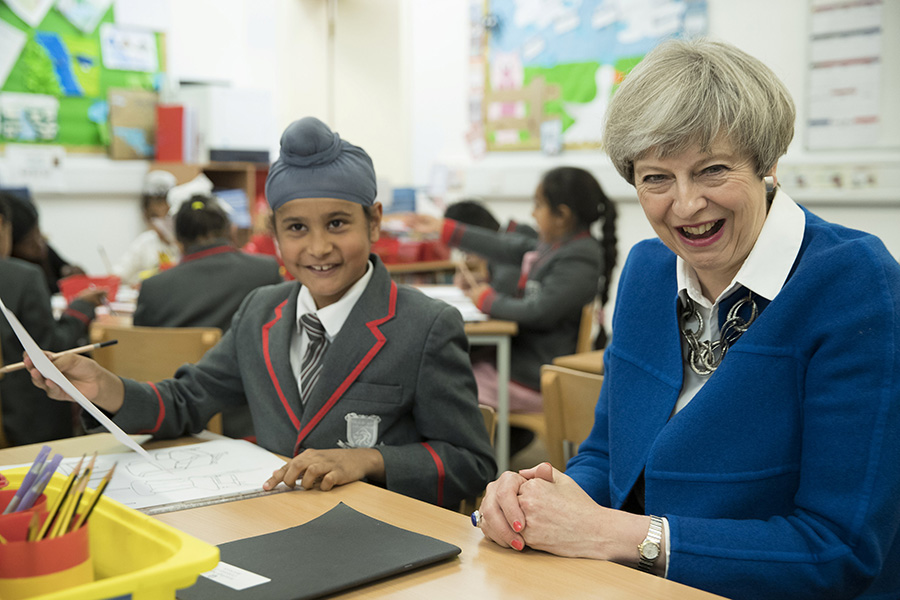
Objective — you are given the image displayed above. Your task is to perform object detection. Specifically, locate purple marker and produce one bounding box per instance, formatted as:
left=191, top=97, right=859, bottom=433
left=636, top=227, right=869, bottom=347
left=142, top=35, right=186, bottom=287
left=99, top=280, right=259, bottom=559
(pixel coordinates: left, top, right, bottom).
left=17, top=453, right=63, bottom=512
left=2, top=444, right=50, bottom=514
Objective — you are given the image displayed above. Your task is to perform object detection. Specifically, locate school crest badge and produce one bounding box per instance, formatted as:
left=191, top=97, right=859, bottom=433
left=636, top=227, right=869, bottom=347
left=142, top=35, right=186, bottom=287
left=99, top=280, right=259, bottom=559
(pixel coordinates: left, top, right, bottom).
left=340, top=413, right=381, bottom=448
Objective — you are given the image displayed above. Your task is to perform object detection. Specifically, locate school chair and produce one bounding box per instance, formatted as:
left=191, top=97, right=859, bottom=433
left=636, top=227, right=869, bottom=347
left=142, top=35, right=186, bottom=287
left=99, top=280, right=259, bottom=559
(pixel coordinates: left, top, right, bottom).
left=88, top=324, right=224, bottom=434
left=539, top=364, right=603, bottom=471
left=551, top=349, right=604, bottom=375
left=506, top=301, right=597, bottom=444
left=479, top=404, right=496, bottom=446
left=460, top=404, right=497, bottom=515
left=575, top=300, right=596, bottom=354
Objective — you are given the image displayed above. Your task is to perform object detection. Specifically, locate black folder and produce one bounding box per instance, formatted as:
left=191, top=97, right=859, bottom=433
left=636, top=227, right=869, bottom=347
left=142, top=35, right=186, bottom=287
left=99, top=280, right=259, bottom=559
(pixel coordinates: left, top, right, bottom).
left=177, top=502, right=461, bottom=600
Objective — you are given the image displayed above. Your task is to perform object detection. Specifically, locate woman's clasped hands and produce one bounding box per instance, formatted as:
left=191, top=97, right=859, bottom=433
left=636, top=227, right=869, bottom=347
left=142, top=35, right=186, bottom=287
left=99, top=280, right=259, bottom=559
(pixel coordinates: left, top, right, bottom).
left=479, top=463, right=657, bottom=568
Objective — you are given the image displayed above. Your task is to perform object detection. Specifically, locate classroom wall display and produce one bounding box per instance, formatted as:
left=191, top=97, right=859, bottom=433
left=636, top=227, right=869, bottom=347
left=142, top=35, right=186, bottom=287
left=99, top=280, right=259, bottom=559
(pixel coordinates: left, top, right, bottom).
left=0, top=0, right=164, bottom=153
left=469, top=0, right=707, bottom=153
left=806, top=0, right=898, bottom=150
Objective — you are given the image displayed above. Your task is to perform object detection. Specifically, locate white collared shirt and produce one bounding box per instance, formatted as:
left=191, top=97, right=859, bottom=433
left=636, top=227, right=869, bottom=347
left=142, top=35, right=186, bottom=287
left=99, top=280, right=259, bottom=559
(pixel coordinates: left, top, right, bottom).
left=289, top=261, right=374, bottom=398
left=673, top=190, right=806, bottom=415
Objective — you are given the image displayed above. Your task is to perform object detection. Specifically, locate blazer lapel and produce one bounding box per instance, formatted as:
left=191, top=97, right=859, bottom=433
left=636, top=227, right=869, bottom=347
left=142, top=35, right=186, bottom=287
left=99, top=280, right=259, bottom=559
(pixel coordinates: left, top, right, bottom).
left=261, top=284, right=304, bottom=431
left=294, top=256, right=397, bottom=454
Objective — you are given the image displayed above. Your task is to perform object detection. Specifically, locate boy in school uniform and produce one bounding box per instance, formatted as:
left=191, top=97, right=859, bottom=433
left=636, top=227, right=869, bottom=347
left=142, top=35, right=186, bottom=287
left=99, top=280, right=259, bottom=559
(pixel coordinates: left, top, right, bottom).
left=26, top=117, right=496, bottom=508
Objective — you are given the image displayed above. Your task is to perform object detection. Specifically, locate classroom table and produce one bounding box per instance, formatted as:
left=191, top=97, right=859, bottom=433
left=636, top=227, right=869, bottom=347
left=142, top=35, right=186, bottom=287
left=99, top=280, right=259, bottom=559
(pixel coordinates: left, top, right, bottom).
left=0, top=435, right=725, bottom=600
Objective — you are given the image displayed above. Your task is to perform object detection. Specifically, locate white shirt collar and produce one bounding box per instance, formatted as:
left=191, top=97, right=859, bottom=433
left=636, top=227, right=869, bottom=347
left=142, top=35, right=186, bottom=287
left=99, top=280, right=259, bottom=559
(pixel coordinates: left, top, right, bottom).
left=677, top=189, right=806, bottom=308
left=296, top=260, right=374, bottom=339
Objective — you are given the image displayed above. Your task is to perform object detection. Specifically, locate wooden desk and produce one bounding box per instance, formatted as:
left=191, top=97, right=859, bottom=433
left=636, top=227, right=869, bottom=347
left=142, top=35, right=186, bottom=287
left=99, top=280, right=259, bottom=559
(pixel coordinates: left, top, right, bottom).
left=385, top=260, right=456, bottom=284
left=465, top=319, right=518, bottom=473
left=0, top=435, right=724, bottom=600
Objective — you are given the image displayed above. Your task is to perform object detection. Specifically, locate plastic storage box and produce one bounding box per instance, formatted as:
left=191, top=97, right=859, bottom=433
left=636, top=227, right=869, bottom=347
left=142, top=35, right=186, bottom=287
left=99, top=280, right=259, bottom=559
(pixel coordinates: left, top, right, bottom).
left=1, top=469, right=219, bottom=599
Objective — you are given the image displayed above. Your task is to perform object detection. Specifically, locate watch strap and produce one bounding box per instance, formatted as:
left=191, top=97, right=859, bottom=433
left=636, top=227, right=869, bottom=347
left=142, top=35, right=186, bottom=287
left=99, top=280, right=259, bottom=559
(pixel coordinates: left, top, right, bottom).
left=637, top=515, right=663, bottom=572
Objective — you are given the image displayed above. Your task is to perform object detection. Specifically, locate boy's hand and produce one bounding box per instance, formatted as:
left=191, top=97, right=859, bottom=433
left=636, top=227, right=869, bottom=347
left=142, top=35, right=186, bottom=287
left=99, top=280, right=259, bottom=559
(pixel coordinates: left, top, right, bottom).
left=263, top=448, right=385, bottom=492
left=24, top=352, right=124, bottom=413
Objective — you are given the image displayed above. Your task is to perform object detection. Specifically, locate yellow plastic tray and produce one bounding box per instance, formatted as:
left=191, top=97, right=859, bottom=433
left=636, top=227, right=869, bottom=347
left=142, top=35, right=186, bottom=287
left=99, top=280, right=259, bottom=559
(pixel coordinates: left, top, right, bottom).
left=2, top=468, right=219, bottom=600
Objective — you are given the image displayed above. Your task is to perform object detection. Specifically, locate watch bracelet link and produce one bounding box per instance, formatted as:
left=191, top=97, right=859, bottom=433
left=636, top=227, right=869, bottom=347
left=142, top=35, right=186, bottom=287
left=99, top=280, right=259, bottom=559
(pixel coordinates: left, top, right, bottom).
left=637, top=515, right=663, bottom=572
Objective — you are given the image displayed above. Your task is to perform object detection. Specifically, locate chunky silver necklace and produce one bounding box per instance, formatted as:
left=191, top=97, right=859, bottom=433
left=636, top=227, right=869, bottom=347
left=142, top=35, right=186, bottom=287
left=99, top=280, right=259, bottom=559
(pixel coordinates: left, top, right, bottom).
left=679, top=292, right=758, bottom=376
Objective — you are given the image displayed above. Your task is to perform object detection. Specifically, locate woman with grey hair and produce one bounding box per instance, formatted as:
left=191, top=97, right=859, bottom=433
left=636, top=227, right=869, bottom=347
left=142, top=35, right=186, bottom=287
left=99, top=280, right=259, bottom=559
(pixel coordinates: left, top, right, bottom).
left=475, top=38, right=900, bottom=599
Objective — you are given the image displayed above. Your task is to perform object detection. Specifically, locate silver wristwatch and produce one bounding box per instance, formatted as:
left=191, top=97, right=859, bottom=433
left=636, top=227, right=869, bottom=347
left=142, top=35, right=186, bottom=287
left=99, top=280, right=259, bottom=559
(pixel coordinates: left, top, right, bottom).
left=637, top=515, right=663, bottom=572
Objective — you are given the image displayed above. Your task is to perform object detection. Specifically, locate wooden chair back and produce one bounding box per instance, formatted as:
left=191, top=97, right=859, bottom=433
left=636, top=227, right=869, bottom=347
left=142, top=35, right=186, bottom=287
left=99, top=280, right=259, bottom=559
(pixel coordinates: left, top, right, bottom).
left=479, top=404, right=496, bottom=446
left=575, top=301, right=595, bottom=354
left=89, top=324, right=224, bottom=433
left=539, top=364, right=604, bottom=471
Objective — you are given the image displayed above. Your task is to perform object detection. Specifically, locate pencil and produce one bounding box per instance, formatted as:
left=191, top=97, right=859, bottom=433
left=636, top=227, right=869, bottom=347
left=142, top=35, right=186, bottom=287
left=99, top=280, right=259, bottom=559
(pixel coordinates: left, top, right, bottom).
left=50, top=474, right=88, bottom=538
left=26, top=512, right=41, bottom=542
left=36, top=455, right=84, bottom=541
left=67, top=453, right=98, bottom=531
left=456, top=260, right=480, bottom=290
left=71, top=462, right=116, bottom=531
left=0, top=340, right=118, bottom=374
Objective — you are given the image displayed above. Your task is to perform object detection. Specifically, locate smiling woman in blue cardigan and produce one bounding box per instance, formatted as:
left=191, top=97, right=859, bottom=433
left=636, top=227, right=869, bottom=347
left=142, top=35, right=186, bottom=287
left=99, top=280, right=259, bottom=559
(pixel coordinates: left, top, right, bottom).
left=476, top=38, right=900, bottom=600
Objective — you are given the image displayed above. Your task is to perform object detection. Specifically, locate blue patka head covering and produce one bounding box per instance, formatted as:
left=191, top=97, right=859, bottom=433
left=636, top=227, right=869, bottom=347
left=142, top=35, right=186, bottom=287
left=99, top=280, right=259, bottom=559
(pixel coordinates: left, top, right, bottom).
left=265, top=117, right=377, bottom=211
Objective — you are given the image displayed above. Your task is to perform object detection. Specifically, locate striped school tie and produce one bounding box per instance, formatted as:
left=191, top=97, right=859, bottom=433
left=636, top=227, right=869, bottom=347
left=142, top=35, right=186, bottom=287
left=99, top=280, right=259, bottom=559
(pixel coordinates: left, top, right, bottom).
left=300, top=313, right=330, bottom=405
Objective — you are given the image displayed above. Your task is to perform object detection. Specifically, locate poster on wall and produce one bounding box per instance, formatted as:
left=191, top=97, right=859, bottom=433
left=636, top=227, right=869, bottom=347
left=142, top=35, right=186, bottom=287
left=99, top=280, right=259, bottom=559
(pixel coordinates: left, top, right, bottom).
left=806, top=0, right=886, bottom=150
left=471, top=0, right=707, bottom=153
left=0, top=2, right=164, bottom=152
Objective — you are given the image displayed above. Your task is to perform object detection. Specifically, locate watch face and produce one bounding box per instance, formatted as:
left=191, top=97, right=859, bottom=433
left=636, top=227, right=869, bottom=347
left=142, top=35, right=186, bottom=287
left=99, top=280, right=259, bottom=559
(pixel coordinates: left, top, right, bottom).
left=641, top=541, right=660, bottom=560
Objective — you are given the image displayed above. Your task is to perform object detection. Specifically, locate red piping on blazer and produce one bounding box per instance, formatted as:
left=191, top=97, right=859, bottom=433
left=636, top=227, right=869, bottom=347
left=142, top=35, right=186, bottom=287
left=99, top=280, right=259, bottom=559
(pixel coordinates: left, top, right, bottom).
left=262, top=298, right=301, bottom=430
left=293, top=281, right=399, bottom=455
left=63, top=308, right=91, bottom=325
left=421, top=442, right=445, bottom=506
left=140, top=382, right=166, bottom=434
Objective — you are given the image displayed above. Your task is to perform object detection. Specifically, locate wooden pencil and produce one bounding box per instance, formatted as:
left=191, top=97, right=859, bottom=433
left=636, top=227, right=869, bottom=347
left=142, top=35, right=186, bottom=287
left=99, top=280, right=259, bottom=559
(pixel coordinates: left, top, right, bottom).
left=26, top=512, right=41, bottom=542
left=71, top=462, right=117, bottom=531
left=36, top=454, right=84, bottom=540
left=0, top=340, right=118, bottom=374
left=50, top=474, right=88, bottom=538
left=457, top=260, right=480, bottom=289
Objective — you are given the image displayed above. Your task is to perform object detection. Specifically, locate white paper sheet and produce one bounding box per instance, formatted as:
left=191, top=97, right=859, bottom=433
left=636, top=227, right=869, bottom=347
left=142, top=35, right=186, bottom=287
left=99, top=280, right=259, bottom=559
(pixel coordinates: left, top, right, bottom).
left=52, top=439, right=288, bottom=512
left=0, top=296, right=151, bottom=459
left=414, top=285, right=488, bottom=322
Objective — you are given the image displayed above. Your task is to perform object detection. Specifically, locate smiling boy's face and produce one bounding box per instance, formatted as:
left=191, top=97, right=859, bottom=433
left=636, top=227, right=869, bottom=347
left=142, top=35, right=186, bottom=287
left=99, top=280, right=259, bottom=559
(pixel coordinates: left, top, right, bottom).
left=274, top=198, right=382, bottom=309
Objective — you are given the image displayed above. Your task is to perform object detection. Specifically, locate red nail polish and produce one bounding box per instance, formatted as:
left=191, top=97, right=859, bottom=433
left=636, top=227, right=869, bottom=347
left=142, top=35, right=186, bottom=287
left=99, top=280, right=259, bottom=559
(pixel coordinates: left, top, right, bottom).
left=513, top=521, right=523, bottom=532
left=511, top=539, right=524, bottom=551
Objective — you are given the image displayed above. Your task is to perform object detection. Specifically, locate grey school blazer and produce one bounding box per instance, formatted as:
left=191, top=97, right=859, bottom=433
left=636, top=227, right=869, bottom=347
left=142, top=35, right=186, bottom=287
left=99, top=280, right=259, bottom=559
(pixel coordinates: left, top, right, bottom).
left=1, top=258, right=94, bottom=445
left=132, top=240, right=282, bottom=332
left=103, top=255, right=496, bottom=508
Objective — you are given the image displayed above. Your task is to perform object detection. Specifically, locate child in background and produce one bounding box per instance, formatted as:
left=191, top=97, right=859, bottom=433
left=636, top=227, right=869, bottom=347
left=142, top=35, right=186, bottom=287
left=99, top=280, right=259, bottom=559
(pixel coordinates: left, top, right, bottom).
left=4, top=188, right=86, bottom=295
left=408, top=167, right=616, bottom=413
left=112, top=170, right=181, bottom=285
left=444, top=199, right=537, bottom=296
left=0, top=192, right=99, bottom=446
left=133, top=194, right=282, bottom=332
left=26, top=117, right=495, bottom=508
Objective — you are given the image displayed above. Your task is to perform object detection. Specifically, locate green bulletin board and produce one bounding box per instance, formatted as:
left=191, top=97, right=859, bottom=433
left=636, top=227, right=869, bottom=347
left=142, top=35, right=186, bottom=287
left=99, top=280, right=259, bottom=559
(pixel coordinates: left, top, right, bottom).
left=0, top=1, right=165, bottom=152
